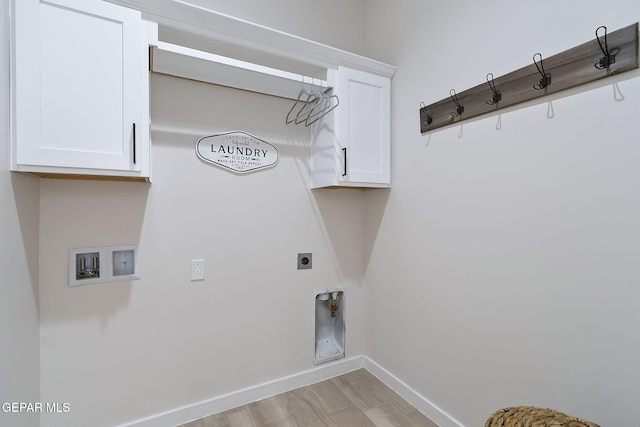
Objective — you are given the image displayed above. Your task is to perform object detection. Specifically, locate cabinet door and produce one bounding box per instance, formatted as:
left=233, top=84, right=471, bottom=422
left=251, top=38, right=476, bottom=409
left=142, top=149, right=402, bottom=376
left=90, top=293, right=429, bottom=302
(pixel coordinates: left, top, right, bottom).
left=13, top=0, right=143, bottom=172
left=335, top=67, right=391, bottom=186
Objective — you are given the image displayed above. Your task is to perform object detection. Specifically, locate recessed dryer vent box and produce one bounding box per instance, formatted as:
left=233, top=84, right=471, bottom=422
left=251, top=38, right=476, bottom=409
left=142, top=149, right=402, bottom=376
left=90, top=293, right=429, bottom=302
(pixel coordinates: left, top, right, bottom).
left=69, top=245, right=139, bottom=287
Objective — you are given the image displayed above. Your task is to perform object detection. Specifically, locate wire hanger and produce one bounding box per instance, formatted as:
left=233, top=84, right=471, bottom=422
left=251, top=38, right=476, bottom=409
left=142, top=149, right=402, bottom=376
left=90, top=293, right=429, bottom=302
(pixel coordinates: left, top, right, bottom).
left=533, top=53, right=551, bottom=90
left=294, top=78, right=322, bottom=125
left=304, top=89, right=339, bottom=126
left=485, top=73, right=502, bottom=105
left=285, top=76, right=340, bottom=127
left=295, top=78, right=323, bottom=125
left=286, top=77, right=317, bottom=124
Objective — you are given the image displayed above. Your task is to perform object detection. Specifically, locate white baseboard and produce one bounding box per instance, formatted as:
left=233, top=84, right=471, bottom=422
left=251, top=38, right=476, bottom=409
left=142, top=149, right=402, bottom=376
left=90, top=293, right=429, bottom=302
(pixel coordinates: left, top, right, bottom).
left=119, top=356, right=365, bottom=427
left=120, top=355, right=464, bottom=427
left=363, top=357, right=465, bottom=427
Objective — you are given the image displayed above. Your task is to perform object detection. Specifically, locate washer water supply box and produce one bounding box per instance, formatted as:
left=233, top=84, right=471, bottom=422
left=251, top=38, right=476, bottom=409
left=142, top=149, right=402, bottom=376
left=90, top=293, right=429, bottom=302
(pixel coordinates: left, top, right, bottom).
left=314, top=288, right=345, bottom=365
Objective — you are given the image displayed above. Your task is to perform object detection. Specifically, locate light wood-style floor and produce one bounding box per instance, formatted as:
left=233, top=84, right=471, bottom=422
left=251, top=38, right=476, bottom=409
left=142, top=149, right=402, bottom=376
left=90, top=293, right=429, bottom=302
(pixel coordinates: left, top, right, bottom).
left=179, top=368, right=439, bottom=427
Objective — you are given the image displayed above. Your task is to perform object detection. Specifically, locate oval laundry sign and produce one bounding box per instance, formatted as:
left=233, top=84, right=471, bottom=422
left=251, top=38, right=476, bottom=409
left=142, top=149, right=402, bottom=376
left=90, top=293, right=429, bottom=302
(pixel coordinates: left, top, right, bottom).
left=195, top=131, right=279, bottom=173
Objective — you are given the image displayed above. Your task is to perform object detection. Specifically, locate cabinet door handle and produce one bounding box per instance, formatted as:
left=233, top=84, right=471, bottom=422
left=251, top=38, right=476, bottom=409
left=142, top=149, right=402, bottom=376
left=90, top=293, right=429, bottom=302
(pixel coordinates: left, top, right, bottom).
left=132, top=123, right=137, bottom=164
left=342, top=147, right=347, bottom=176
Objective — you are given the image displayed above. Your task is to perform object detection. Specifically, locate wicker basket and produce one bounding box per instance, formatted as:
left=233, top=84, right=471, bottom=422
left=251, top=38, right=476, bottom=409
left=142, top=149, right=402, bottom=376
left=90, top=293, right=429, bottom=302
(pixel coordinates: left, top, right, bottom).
left=485, top=406, right=600, bottom=427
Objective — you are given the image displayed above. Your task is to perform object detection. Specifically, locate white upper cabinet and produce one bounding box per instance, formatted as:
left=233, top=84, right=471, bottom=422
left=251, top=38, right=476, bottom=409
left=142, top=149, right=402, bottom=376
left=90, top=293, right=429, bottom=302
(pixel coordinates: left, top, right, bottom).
left=109, top=0, right=395, bottom=189
left=11, top=0, right=150, bottom=181
left=312, top=67, right=391, bottom=189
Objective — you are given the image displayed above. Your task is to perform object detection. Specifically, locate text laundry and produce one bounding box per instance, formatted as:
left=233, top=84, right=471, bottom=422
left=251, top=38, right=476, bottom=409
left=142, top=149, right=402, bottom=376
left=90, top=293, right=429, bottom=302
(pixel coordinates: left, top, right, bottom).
left=211, top=145, right=269, bottom=157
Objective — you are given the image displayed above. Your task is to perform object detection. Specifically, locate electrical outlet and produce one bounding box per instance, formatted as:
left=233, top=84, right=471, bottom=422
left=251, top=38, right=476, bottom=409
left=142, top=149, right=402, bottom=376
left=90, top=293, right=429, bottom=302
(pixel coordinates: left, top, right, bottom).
left=297, top=253, right=312, bottom=269
left=191, top=259, right=205, bottom=281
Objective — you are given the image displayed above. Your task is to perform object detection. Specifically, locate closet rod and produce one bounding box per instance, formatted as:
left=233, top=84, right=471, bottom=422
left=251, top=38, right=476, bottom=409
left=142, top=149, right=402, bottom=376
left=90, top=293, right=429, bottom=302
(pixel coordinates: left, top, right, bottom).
left=420, top=22, right=639, bottom=133
left=151, top=41, right=329, bottom=99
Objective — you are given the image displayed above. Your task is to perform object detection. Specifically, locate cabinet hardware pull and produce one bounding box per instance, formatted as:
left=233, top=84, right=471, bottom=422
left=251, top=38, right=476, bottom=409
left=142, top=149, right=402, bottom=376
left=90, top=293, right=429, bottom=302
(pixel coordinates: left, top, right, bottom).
left=132, top=123, right=136, bottom=164
left=342, top=147, right=347, bottom=176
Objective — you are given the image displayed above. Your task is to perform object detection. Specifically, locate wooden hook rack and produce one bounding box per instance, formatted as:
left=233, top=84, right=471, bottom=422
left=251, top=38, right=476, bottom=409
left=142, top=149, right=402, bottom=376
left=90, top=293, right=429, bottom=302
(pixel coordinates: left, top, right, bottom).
left=419, top=22, right=639, bottom=133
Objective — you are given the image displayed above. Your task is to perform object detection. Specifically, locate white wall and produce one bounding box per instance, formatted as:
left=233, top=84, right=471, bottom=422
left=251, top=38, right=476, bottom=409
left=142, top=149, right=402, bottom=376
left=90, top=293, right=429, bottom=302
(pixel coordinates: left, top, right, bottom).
left=28, top=1, right=368, bottom=426
left=0, top=0, right=41, bottom=426
left=23, top=1, right=640, bottom=426
left=363, top=1, right=640, bottom=426
left=39, top=73, right=367, bottom=427
left=181, top=0, right=366, bottom=55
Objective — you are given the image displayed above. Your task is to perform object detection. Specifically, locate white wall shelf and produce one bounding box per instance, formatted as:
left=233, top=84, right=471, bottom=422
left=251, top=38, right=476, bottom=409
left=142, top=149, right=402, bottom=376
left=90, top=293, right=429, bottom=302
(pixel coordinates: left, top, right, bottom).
left=150, top=30, right=329, bottom=100
left=107, top=0, right=396, bottom=97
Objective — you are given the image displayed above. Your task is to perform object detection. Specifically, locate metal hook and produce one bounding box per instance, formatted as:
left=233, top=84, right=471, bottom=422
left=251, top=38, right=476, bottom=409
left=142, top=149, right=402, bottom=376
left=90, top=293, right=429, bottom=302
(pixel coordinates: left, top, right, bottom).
left=533, top=53, right=551, bottom=90
left=595, top=25, right=617, bottom=70
left=420, top=102, right=433, bottom=126
left=485, top=73, right=502, bottom=105
left=449, top=89, right=464, bottom=117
